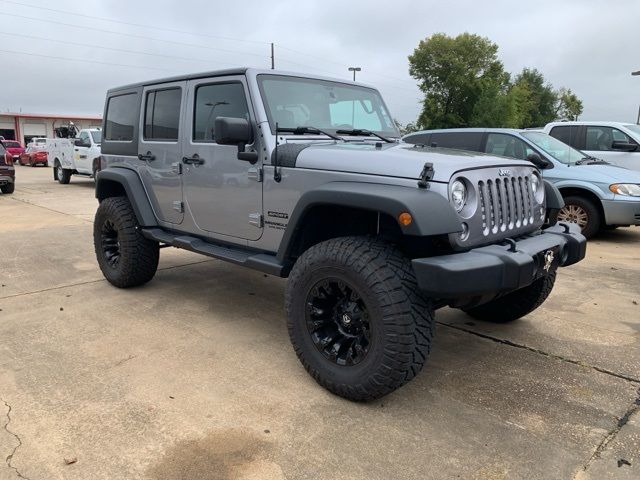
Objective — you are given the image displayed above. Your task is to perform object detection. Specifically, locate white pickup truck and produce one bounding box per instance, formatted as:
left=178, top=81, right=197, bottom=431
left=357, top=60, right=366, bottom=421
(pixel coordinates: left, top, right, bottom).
left=47, top=128, right=102, bottom=184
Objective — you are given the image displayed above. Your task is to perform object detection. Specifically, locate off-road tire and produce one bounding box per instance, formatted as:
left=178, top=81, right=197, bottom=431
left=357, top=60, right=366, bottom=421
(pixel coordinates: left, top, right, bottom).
left=55, top=161, right=71, bottom=184
left=94, top=196, right=159, bottom=288
left=558, top=195, right=600, bottom=239
left=463, top=267, right=557, bottom=323
left=1, top=183, right=15, bottom=194
left=285, top=236, right=435, bottom=401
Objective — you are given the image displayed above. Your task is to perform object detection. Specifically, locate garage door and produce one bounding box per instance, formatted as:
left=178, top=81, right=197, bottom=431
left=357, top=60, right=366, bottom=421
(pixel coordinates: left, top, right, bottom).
left=23, top=123, right=46, bottom=136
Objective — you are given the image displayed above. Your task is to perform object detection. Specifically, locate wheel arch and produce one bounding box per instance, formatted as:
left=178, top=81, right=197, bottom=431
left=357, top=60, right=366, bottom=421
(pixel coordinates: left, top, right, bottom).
left=276, top=182, right=462, bottom=264
left=95, top=168, right=157, bottom=226
left=557, top=186, right=605, bottom=220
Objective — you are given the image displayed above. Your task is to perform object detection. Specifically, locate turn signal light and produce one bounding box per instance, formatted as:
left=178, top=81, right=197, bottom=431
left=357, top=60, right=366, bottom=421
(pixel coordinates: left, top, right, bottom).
left=398, top=212, right=413, bottom=226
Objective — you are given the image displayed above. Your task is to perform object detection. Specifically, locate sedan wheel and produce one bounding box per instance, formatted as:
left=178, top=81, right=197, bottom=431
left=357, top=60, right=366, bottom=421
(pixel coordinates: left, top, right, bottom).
left=558, top=204, right=588, bottom=229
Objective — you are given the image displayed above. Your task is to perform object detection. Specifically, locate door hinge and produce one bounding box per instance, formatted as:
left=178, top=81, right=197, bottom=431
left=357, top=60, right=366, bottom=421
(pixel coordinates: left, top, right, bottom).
left=247, top=166, right=262, bottom=182
left=171, top=162, right=183, bottom=174
left=249, top=213, right=263, bottom=227
left=172, top=201, right=184, bottom=213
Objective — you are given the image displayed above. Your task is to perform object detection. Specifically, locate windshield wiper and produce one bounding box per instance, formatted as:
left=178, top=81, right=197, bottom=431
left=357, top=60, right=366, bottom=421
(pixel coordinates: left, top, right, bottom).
left=575, top=156, right=609, bottom=165
left=335, top=128, right=394, bottom=143
left=276, top=126, right=343, bottom=142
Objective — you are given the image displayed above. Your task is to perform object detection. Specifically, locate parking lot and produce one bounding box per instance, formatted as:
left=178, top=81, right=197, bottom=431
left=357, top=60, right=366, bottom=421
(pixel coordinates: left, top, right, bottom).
left=0, top=166, right=638, bottom=479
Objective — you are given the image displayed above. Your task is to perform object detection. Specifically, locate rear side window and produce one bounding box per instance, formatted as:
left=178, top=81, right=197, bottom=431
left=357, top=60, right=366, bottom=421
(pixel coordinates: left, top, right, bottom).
left=144, top=88, right=182, bottom=141
left=193, top=83, right=249, bottom=142
left=403, top=133, right=431, bottom=145
left=105, top=93, right=137, bottom=141
left=430, top=132, right=483, bottom=151
left=549, top=125, right=579, bottom=147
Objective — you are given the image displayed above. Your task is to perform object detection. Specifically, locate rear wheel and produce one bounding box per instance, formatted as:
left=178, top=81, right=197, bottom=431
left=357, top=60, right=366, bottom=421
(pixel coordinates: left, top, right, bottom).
left=94, top=196, right=159, bottom=288
left=463, top=267, right=557, bottom=323
left=55, top=162, right=71, bottom=184
left=557, top=195, right=600, bottom=239
left=1, top=183, right=15, bottom=194
left=285, top=236, right=435, bottom=401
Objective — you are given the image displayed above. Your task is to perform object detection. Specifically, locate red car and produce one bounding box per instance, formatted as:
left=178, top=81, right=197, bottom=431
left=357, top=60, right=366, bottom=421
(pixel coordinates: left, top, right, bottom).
left=2, top=140, right=25, bottom=162
left=19, top=147, right=48, bottom=167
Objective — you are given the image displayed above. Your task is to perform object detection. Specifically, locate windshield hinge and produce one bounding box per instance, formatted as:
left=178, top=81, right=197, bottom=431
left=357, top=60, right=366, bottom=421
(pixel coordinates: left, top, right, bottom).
left=417, top=162, right=434, bottom=189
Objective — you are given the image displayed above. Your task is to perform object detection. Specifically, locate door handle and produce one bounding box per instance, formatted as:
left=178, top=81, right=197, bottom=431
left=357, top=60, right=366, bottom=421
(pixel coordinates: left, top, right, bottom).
left=182, top=154, right=205, bottom=165
left=138, top=151, right=156, bottom=162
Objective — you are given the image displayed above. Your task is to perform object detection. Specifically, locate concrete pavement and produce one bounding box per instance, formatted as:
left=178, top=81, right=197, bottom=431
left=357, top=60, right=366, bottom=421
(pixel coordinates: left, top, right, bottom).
left=1, top=166, right=638, bottom=479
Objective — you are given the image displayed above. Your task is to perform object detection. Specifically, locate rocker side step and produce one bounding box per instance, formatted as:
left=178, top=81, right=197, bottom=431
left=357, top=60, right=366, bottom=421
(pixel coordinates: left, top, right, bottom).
left=141, top=227, right=285, bottom=277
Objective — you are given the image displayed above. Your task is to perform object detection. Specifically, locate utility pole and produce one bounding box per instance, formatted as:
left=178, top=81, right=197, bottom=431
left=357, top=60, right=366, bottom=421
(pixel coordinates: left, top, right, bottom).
left=348, top=66, right=361, bottom=81
left=271, top=43, right=275, bottom=70
left=633, top=70, right=640, bottom=124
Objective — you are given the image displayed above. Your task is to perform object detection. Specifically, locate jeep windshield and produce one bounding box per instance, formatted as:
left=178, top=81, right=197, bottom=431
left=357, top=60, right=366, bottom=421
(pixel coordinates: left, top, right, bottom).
left=521, top=131, right=585, bottom=165
left=257, top=75, right=399, bottom=139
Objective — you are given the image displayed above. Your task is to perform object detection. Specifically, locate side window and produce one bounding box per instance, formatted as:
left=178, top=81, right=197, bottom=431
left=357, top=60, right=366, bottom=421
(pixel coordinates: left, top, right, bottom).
left=431, top=132, right=483, bottom=152
left=193, top=83, right=249, bottom=142
left=144, top=88, right=181, bottom=141
left=104, top=93, right=137, bottom=141
left=404, top=133, right=431, bottom=145
left=484, top=133, right=534, bottom=160
left=78, top=131, right=89, bottom=144
left=549, top=126, right=579, bottom=147
left=585, top=126, right=636, bottom=151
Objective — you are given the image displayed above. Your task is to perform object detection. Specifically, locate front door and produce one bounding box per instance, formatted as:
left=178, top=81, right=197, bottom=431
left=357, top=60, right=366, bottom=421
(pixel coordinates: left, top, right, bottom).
left=138, top=82, right=186, bottom=225
left=182, top=77, right=263, bottom=240
left=74, top=130, right=92, bottom=173
left=583, top=125, right=640, bottom=171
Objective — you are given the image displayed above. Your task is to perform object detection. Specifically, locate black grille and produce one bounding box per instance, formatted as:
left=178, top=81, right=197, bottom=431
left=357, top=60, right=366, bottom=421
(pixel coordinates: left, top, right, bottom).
left=478, top=176, right=536, bottom=236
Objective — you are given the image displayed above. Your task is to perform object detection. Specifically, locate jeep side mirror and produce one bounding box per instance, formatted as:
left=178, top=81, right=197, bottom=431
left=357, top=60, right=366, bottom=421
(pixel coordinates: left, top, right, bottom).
left=214, top=117, right=258, bottom=163
left=526, top=152, right=553, bottom=169
left=611, top=140, right=638, bottom=152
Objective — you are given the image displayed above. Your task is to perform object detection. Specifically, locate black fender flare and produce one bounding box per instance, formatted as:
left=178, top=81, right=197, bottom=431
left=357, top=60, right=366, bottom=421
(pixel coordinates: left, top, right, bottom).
left=544, top=180, right=564, bottom=210
left=95, top=168, right=157, bottom=226
left=276, top=182, right=462, bottom=262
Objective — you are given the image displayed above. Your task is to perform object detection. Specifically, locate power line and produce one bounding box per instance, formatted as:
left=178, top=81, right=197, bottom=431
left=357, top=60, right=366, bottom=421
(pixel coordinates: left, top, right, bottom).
left=0, top=30, right=238, bottom=67
left=0, top=12, right=270, bottom=61
left=0, top=47, right=175, bottom=72
left=0, top=0, right=268, bottom=45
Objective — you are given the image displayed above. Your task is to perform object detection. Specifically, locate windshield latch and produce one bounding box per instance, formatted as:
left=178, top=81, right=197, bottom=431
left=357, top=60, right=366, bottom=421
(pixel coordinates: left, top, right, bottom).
left=417, top=162, right=434, bottom=189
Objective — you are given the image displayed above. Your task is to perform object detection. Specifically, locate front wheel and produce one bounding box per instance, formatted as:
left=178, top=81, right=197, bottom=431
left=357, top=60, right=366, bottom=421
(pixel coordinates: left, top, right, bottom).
left=94, top=196, right=159, bottom=288
left=557, top=196, right=601, bottom=239
left=285, top=237, right=435, bottom=401
left=463, top=267, right=557, bottom=323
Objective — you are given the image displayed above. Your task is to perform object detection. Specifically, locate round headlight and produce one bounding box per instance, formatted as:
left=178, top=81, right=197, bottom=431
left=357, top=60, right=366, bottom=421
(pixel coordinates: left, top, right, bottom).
left=531, top=173, right=544, bottom=203
left=451, top=179, right=467, bottom=212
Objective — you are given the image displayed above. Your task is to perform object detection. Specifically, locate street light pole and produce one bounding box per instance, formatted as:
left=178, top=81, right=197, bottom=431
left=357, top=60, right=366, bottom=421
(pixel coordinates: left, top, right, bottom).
left=632, top=70, right=640, bottom=124
left=348, top=66, right=361, bottom=81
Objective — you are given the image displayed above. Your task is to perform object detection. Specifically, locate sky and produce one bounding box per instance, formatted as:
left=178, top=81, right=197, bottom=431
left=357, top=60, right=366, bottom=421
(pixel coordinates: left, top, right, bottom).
left=0, top=0, right=638, bottom=125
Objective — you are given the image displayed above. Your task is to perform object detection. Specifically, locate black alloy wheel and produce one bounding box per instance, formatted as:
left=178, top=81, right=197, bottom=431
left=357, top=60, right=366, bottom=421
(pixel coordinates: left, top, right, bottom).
left=306, top=278, right=371, bottom=366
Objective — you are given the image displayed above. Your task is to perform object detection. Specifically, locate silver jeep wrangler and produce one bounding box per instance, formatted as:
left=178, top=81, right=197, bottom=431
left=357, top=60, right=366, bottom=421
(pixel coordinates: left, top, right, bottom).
left=94, top=68, right=586, bottom=401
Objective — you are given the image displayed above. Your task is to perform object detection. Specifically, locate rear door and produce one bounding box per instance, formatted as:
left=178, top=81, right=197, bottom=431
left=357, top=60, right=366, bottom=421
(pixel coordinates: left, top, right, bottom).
left=182, top=76, right=263, bottom=240
left=138, top=82, right=186, bottom=225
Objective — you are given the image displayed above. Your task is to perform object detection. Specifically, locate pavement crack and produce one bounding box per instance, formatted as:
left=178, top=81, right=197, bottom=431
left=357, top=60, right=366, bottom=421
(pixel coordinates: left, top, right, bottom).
left=437, top=322, right=640, bottom=384
left=573, top=387, right=640, bottom=478
left=2, top=399, right=30, bottom=480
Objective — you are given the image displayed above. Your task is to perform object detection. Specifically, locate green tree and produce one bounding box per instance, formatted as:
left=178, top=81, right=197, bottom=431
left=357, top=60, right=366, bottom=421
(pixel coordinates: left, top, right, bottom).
left=408, top=33, right=509, bottom=129
left=555, top=88, right=583, bottom=121
left=509, top=68, right=557, bottom=127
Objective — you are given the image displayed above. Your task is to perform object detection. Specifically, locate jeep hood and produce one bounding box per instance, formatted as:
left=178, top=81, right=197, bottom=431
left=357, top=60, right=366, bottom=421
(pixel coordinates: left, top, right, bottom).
left=291, top=142, right=534, bottom=182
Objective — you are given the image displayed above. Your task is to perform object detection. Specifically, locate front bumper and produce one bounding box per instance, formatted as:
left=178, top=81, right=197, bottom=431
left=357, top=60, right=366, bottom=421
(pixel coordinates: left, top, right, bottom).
left=412, top=223, right=586, bottom=298
left=602, top=199, right=640, bottom=226
left=0, top=174, right=15, bottom=185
